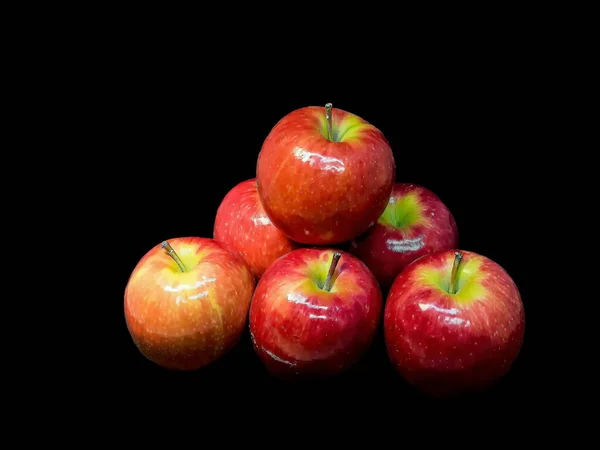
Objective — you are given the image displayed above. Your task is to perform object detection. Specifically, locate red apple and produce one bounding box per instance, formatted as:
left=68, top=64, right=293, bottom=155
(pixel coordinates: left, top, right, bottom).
left=384, top=249, right=525, bottom=396
left=124, top=237, right=255, bottom=370
left=213, top=178, right=297, bottom=278
left=350, top=183, right=458, bottom=290
left=249, top=248, right=382, bottom=378
left=256, top=103, right=395, bottom=245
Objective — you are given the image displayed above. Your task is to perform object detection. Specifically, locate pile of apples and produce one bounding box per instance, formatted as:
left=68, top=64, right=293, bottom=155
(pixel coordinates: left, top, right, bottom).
left=124, top=104, right=525, bottom=397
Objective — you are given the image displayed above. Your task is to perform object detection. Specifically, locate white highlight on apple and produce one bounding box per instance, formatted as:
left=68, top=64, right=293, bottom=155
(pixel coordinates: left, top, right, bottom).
left=386, top=236, right=425, bottom=253
left=418, top=303, right=471, bottom=327
left=163, top=277, right=217, bottom=292
left=292, top=146, right=345, bottom=173
left=309, top=314, right=328, bottom=320
left=445, top=317, right=470, bottom=326
left=418, top=303, right=459, bottom=315
left=188, top=291, right=209, bottom=301
left=264, top=348, right=296, bottom=366
left=287, top=292, right=328, bottom=310
left=176, top=291, right=208, bottom=304
left=252, top=215, right=271, bottom=226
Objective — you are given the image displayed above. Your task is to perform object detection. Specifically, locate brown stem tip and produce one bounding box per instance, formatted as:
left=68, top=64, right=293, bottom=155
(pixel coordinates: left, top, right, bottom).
left=449, top=251, right=463, bottom=294
left=161, top=240, right=186, bottom=272
left=325, top=102, right=333, bottom=141
left=323, top=251, right=342, bottom=292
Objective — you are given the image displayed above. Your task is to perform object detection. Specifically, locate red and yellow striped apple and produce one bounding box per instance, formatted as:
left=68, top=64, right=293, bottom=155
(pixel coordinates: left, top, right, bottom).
left=213, top=178, right=297, bottom=279
left=350, top=183, right=458, bottom=290
left=384, top=249, right=525, bottom=397
left=124, top=237, right=255, bottom=370
left=256, top=103, right=395, bottom=245
left=249, top=248, right=382, bottom=377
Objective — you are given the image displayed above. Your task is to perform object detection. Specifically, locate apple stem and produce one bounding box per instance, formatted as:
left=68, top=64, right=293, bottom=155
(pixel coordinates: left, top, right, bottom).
left=449, top=251, right=463, bottom=294
left=161, top=240, right=186, bottom=272
left=325, top=102, right=334, bottom=141
left=323, top=251, right=342, bottom=292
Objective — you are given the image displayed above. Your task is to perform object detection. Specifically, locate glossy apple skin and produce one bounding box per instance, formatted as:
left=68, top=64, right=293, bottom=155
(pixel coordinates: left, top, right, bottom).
left=256, top=105, right=395, bottom=245
left=384, top=249, right=525, bottom=397
left=124, top=237, right=255, bottom=370
left=249, top=248, right=382, bottom=377
left=214, top=178, right=297, bottom=278
left=350, top=183, right=458, bottom=290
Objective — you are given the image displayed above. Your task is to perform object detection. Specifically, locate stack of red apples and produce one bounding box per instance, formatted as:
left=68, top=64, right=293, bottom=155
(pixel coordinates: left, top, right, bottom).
left=124, top=103, right=525, bottom=397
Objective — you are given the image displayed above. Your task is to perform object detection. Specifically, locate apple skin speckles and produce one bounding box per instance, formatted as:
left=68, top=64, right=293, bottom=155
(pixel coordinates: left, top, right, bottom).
left=249, top=248, right=383, bottom=378
left=124, top=237, right=255, bottom=371
left=214, top=178, right=297, bottom=279
left=350, top=183, right=458, bottom=290
left=256, top=105, right=395, bottom=245
left=383, top=249, right=525, bottom=397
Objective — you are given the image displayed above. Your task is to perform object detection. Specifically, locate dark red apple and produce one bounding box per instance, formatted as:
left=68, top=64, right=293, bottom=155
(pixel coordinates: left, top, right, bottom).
left=384, top=249, right=525, bottom=397
left=350, top=183, right=458, bottom=290
left=249, top=248, right=382, bottom=377
left=213, top=178, right=297, bottom=278
left=256, top=103, right=395, bottom=245
left=124, top=237, right=255, bottom=370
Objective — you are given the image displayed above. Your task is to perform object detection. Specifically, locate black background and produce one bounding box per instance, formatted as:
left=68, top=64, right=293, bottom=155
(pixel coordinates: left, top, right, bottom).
left=108, top=53, right=542, bottom=418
